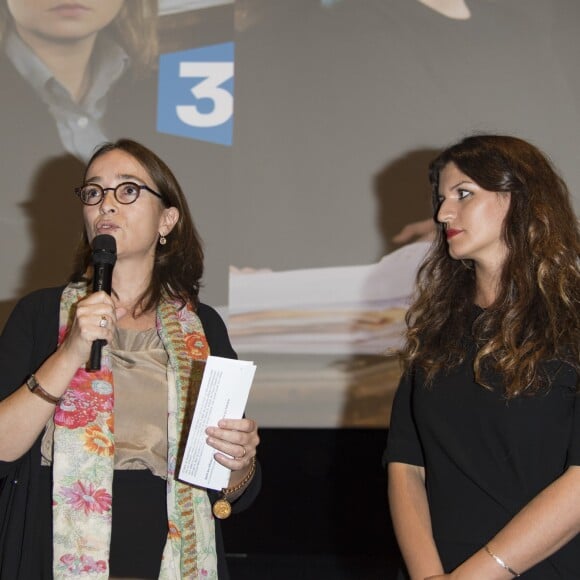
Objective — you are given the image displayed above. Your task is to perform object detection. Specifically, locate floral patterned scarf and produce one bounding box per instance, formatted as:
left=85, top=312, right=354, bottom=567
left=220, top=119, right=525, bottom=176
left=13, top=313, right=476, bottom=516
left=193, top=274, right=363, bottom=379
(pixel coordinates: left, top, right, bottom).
left=51, top=282, right=217, bottom=579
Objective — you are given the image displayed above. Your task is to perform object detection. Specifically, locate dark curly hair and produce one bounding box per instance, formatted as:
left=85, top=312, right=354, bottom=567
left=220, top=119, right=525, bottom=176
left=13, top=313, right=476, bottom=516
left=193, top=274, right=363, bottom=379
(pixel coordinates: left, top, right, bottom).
left=401, top=134, right=580, bottom=397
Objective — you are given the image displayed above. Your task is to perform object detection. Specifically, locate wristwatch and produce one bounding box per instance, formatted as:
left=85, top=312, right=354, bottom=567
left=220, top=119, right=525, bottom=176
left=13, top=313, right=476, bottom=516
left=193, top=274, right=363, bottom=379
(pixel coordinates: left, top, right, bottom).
left=26, top=374, right=61, bottom=405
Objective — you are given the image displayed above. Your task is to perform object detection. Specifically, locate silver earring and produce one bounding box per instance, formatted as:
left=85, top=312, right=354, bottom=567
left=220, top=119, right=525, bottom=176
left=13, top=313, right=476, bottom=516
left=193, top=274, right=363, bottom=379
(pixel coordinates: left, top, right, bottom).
left=159, top=235, right=167, bottom=246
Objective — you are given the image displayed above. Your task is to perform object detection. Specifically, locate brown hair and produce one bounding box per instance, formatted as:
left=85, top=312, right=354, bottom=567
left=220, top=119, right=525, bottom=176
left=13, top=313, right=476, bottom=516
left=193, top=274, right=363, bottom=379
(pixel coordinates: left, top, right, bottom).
left=0, top=1, right=159, bottom=72
left=401, top=134, right=580, bottom=396
left=71, top=138, right=204, bottom=312
left=112, top=0, right=158, bottom=72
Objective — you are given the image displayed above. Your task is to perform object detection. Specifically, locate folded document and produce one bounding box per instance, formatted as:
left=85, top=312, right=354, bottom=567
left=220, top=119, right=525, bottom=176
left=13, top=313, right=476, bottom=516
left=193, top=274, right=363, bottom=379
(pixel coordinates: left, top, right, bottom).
left=178, top=355, right=256, bottom=490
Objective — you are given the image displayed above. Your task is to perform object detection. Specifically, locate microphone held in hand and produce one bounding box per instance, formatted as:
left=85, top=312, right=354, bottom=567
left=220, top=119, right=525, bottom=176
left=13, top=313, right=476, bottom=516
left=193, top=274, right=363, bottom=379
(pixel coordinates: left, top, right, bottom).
left=87, top=234, right=117, bottom=371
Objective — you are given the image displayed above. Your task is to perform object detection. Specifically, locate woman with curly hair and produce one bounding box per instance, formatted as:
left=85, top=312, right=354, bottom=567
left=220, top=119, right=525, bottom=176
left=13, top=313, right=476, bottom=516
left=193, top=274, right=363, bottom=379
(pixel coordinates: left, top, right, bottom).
left=384, top=134, right=580, bottom=579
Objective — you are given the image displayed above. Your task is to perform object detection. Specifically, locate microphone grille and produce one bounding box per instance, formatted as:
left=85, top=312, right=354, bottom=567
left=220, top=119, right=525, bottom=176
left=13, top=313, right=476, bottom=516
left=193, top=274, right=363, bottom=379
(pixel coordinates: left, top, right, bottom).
left=92, top=234, right=117, bottom=265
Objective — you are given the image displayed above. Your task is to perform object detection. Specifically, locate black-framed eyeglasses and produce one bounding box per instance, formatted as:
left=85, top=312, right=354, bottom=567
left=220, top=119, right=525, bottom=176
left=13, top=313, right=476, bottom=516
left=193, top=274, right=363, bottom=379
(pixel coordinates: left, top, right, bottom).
left=75, top=182, right=167, bottom=206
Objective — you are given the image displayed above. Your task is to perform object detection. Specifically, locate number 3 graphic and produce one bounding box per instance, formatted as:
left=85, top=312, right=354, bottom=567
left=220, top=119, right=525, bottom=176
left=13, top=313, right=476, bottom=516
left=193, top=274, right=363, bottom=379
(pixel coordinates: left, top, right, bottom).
left=177, top=62, right=234, bottom=128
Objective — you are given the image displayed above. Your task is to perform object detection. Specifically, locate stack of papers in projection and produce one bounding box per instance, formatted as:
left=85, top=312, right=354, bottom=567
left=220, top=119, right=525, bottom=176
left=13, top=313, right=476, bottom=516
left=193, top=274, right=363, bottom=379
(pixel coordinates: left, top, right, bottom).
left=228, top=242, right=430, bottom=356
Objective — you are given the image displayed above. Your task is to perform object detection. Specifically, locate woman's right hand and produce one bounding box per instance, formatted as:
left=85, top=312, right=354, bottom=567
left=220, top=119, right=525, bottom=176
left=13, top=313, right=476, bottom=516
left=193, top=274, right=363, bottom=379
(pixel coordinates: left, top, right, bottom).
left=58, top=291, right=124, bottom=367
left=0, top=292, right=126, bottom=461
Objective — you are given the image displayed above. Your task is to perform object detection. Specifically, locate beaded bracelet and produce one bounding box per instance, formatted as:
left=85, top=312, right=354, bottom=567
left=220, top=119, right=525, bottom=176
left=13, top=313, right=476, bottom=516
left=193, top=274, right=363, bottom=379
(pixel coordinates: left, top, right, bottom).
left=484, top=545, right=521, bottom=578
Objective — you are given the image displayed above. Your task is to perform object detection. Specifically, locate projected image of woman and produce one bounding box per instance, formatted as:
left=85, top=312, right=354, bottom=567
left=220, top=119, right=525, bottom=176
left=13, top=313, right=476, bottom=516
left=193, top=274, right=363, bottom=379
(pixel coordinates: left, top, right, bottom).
left=0, top=0, right=158, bottom=161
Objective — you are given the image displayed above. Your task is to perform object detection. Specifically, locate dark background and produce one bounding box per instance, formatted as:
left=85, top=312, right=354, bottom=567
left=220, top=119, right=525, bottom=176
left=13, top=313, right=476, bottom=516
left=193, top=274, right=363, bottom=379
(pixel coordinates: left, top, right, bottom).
left=222, top=428, right=402, bottom=579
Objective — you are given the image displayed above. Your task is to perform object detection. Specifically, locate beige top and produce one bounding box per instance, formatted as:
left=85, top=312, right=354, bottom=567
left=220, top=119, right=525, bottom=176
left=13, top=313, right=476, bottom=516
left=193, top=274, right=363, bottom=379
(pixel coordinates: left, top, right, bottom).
left=111, top=327, right=169, bottom=478
left=41, top=327, right=169, bottom=478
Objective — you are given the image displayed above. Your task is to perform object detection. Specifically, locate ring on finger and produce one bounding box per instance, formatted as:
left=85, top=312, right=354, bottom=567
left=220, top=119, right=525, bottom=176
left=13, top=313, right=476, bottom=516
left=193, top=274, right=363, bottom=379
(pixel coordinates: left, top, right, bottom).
left=99, top=315, right=108, bottom=328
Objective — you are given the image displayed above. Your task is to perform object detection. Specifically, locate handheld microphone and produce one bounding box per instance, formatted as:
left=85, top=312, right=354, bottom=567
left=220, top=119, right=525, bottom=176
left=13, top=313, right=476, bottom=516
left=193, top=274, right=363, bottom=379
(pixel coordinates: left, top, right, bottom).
left=87, top=234, right=117, bottom=371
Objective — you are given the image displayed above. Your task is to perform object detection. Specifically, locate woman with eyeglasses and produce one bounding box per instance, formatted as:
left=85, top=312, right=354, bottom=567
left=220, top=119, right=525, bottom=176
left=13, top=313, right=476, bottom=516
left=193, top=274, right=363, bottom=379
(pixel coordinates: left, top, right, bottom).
left=0, top=138, right=261, bottom=579
left=384, top=135, right=580, bottom=579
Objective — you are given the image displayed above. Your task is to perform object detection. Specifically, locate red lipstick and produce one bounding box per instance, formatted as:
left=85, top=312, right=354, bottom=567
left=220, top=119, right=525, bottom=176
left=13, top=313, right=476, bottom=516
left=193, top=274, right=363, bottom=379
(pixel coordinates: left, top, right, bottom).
left=446, top=228, right=462, bottom=239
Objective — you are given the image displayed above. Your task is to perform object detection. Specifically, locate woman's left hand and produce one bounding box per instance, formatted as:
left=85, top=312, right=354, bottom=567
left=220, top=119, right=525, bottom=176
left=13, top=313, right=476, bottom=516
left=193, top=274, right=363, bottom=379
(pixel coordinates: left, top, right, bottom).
left=206, top=417, right=259, bottom=486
